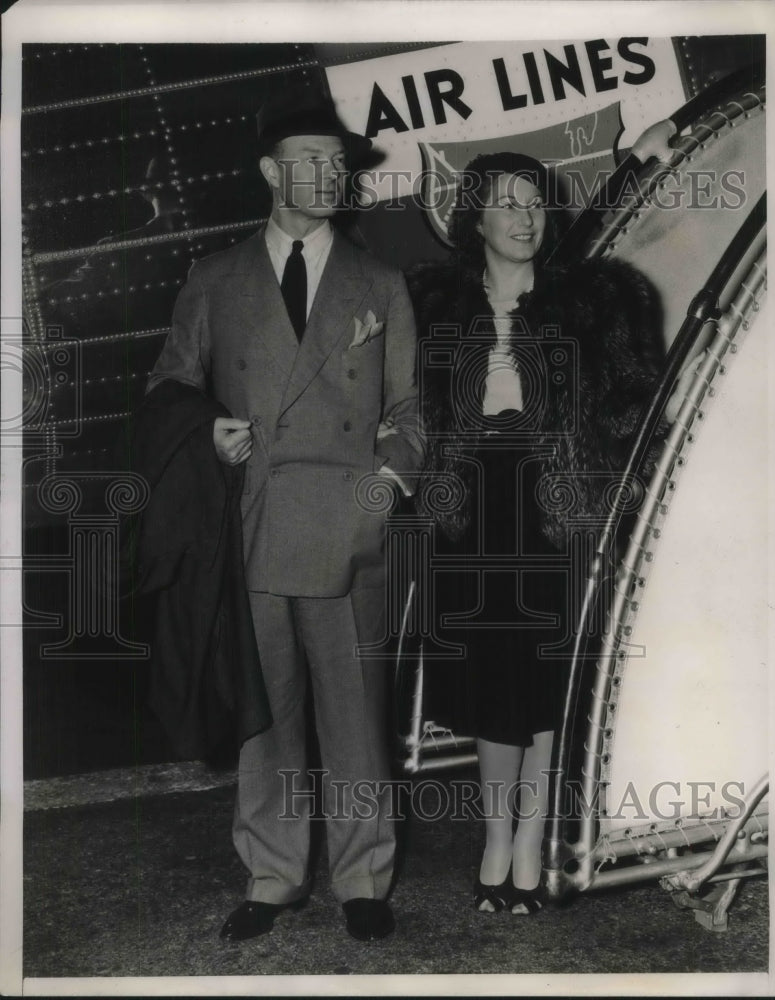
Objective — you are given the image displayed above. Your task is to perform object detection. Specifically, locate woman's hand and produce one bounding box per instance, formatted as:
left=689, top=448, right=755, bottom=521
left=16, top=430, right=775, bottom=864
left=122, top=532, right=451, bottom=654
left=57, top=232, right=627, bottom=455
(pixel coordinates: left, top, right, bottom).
left=665, top=350, right=708, bottom=424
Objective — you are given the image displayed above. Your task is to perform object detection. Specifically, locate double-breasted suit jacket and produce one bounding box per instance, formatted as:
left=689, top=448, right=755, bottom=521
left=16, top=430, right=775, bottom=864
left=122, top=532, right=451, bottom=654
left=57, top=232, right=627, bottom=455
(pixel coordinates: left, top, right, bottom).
left=148, top=226, right=424, bottom=597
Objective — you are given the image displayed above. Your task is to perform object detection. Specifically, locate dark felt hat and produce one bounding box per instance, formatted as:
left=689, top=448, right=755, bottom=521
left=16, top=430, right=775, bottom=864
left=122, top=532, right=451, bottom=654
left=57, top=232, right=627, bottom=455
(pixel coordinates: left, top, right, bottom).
left=256, top=88, right=372, bottom=163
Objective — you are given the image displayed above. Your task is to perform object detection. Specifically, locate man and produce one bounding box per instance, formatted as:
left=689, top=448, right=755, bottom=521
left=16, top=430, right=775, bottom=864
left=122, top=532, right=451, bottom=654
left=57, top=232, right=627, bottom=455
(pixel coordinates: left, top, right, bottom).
left=147, top=89, right=423, bottom=942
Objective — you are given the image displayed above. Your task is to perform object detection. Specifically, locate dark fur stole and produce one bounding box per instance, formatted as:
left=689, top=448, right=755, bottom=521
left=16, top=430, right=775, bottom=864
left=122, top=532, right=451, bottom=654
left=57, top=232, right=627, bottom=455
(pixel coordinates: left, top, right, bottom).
left=407, top=256, right=665, bottom=547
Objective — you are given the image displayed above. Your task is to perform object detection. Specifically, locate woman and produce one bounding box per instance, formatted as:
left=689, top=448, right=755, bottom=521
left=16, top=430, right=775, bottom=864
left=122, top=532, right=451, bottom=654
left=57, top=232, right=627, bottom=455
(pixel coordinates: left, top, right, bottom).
left=407, top=152, right=663, bottom=914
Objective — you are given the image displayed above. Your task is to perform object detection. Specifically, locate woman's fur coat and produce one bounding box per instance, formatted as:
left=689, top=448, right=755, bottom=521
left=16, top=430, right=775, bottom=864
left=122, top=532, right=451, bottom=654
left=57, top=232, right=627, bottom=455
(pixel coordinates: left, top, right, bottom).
left=407, top=256, right=665, bottom=548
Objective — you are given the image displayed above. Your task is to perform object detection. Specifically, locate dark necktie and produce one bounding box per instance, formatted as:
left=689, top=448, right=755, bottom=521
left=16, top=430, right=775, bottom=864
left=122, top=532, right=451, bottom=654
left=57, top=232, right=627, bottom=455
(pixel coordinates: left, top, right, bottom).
left=280, top=240, right=307, bottom=342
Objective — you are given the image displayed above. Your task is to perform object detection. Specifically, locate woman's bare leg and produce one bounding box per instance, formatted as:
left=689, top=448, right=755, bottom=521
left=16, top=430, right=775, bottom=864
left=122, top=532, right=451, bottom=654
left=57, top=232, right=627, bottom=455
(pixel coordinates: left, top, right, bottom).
left=476, top=737, right=523, bottom=909
left=511, top=728, right=553, bottom=911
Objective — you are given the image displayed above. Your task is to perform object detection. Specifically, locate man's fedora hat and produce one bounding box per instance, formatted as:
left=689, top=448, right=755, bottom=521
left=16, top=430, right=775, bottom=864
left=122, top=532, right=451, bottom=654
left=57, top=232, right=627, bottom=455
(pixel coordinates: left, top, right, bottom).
left=256, top=88, right=372, bottom=163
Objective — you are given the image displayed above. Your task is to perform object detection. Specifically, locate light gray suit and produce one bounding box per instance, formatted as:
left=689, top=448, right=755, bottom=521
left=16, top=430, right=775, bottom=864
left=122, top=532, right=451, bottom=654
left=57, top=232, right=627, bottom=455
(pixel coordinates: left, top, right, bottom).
left=149, top=225, right=423, bottom=903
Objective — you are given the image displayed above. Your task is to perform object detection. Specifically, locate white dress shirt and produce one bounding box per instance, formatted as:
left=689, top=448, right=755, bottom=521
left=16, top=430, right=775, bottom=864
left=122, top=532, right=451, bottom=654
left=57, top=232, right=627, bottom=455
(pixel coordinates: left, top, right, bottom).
left=482, top=296, right=524, bottom=416
left=264, top=216, right=335, bottom=319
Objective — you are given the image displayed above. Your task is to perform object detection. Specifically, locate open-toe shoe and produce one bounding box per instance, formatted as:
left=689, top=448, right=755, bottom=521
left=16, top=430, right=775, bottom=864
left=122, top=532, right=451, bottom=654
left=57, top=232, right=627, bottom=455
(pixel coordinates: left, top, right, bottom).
left=510, top=887, right=543, bottom=915
left=473, top=866, right=516, bottom=913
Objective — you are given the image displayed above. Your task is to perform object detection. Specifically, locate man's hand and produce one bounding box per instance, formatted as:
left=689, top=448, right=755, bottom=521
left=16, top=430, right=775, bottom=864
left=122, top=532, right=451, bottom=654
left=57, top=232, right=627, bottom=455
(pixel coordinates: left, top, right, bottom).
left=213, top=417, right=253, bottom=465
left=376, top=419, right=399, bottom=441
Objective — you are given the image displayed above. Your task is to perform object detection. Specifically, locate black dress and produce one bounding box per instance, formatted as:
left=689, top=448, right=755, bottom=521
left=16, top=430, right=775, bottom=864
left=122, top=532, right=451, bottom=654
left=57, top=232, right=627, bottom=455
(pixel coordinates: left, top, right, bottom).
left=421, top=410, right=569, bottom=749
left=409, top=257, right=666, bottom=749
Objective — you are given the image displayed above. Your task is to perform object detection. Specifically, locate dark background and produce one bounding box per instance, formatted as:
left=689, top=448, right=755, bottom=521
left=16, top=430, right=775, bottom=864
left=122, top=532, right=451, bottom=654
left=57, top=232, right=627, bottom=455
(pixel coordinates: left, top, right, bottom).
left=20, top=37, right=764, bottom=778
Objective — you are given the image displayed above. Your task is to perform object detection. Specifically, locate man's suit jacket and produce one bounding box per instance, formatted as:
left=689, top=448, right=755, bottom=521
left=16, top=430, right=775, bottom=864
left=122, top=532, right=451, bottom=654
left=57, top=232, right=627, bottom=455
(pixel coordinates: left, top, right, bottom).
left=148, top=225, right=424, bottom=597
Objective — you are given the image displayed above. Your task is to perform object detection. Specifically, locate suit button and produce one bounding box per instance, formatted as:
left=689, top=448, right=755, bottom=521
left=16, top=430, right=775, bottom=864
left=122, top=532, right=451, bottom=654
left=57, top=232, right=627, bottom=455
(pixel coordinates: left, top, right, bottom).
left=270, top=469, right=280, bottom=478
left=251, top=414, right=261, bottom=425
left=343, top=421, right=352, bottom=432
left=343, top=471, right=353, bottom=482
left=347, top=368, right=357, bottom=379
left=236, top=359, right=247, bottom=370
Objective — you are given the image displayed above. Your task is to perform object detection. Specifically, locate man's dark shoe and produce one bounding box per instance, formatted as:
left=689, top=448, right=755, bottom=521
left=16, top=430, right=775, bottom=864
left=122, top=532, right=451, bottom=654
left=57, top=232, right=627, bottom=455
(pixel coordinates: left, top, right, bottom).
left=342, top=898, right=395, bottom=941
left=220, top=900, right=287, bottom=941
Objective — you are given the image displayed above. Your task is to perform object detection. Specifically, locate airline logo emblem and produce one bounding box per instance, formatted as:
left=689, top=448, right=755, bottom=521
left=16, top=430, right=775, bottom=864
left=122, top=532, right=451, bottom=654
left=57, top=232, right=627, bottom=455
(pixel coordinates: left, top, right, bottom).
left=419, top=102, right=623, bottom=246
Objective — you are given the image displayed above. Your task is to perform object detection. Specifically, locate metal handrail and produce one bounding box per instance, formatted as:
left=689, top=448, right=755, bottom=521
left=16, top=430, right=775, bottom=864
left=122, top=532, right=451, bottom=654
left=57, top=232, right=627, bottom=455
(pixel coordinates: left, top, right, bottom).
left=544, top=193, right=767, bottom=889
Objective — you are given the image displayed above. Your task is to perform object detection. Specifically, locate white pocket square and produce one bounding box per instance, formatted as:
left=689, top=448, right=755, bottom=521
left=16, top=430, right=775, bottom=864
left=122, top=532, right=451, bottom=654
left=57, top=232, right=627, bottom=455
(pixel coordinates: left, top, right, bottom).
left=349, top=310, right=384, bottom=349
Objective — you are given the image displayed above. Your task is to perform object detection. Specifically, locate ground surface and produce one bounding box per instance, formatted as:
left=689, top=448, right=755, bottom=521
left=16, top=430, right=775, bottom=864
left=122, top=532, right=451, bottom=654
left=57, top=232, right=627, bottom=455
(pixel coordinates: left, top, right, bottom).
left=23, top=775, right=769, bottom=985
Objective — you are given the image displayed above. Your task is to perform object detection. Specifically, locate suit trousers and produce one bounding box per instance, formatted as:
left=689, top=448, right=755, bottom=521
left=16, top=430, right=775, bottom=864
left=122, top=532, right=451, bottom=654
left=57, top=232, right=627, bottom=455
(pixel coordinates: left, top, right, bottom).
left=233, top=578, right=395, bottom=904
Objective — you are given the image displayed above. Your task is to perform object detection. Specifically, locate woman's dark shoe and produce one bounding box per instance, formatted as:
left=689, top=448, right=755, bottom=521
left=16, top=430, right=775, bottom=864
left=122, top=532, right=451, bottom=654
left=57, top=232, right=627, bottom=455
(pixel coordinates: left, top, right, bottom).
left=473, top=866, right=517, bottom=912
left=510, top=887, right=543, bottom=915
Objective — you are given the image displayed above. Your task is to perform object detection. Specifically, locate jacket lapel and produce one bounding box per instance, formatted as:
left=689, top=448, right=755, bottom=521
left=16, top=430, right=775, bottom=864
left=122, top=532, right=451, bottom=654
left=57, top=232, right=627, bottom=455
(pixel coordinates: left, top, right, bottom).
left=237, top=229, right=298, bottom=377
left=279, top=232, right=372, bottom=415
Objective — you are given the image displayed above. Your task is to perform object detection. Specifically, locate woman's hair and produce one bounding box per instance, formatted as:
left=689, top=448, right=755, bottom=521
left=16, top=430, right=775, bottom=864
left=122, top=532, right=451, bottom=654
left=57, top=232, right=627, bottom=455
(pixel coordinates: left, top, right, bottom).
left=446, top=151, right=562, bottom=274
